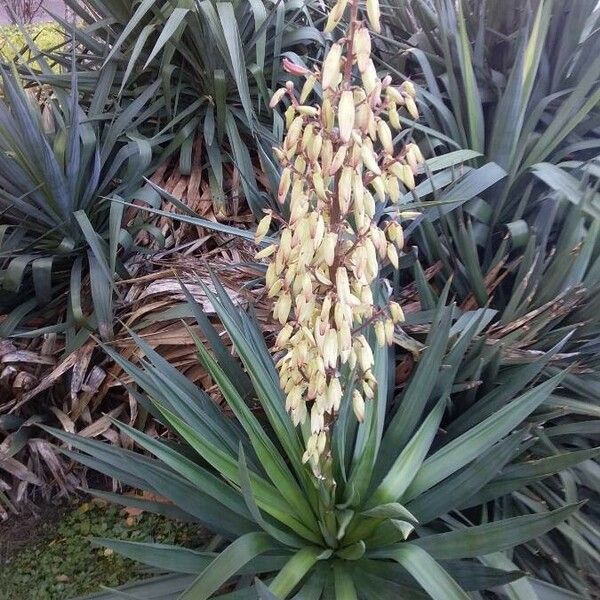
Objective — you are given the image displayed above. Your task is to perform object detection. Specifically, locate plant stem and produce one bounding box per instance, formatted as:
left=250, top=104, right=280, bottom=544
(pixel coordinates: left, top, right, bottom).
left=343, top=0, right=360, bottom=86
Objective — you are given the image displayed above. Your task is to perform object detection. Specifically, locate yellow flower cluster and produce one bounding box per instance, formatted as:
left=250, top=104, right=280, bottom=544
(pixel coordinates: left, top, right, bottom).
left=256, top=0, right=424, bottom=472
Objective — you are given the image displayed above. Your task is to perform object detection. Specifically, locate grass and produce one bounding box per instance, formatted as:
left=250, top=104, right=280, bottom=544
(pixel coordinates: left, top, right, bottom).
left=0, top=23, right=64, bottom=63
left=0, top=499, right=207, bottom=600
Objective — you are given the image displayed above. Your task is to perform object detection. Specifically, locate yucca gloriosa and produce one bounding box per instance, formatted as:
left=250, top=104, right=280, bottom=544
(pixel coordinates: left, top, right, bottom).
left=51, top=279, right=594, bottom=600
left=0, top=65, right=161, bottom=337
left=41, top=0, right=325, bottom=216
left=372, top=0, right=600, bottom=594
left=41, top=2, right=598, bottom=599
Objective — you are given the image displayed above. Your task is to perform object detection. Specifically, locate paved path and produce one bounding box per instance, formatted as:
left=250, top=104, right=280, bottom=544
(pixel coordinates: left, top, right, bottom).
left=0, top=0, right=67, bottom=25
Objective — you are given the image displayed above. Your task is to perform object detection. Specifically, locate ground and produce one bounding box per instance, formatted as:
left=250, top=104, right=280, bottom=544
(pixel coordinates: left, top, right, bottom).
left=0, top=499, right=206, bottom=600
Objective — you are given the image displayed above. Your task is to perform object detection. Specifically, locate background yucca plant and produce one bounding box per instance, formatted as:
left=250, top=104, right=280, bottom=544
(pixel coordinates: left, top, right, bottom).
left=44, top=283, right=597, bottom=600
left=44, top=0, right=324, bottom=216
left=0, top=65, right=162, bottom=338
left=366, top=0, right=600, bottom=595
left=380, top=0, right=600, bottom=296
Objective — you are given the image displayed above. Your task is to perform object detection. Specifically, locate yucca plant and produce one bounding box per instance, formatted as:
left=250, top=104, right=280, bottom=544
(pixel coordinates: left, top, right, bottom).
left=0, top=65, right=162, bottom=337
left=321, top=2, right=600, bottom=594
left=46, top=281, right=594, bottom=600
left=41, top=2, right=596, bottom=598
left=376, top=0, right=600, bottom=302
left=44, top=0, right=324, bottom=216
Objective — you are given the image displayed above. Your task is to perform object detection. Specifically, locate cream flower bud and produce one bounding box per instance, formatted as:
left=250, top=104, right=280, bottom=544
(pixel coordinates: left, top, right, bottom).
left=297, top=105, right=319, bottom=117
left=387, top=243, right=399, bottom=269
left=362, top=379, right=375, bottom=399
left=273, top=146, right=287, bottom=163
left=294, top=155, right=307, bottom=174
left=270, top=87, right=287, bottom=108
left=354, top=27, right=372, bottom=71
left=329, top=145, right=348, bottom=176
left=363, top=189, right=376, bottom=218
left=310, top=405, right=325, bottom=433
left=286, top=386, right=302, bottom=412
left=320, top=233, right=337, bottom=266
left=377, top=120, right=394, bottom=155
left=255, top=213, right=272, bottom=243
left=255, top=244, right=277, bottom=260
left=386, top=86, right=404, bottom=104
left=275, top=291, right=292, bottom=324
left=399, top=210, right=421, bottom=219
left=301, top=123, right=315, bottom=152
left=323, top=329, right=339, bottom=369
left=387, top=175, right=400, bottom=203
left=338, top=91, right=355, bottom=143
left=338, top=166, right=353, bottom=214
left=325, top=0, right=348, bottom=32
left=384, top=318, right=395, bottom=345
left=401, top=80, right=417, bottom=98
left=327, top=377, right=342, bottom=413
left=388, top=103, right=401, bottom=130
left=361, top=59, right=378, bottom=95
left=277, top=167, right=292, bottom=203
left=275, top=323, right=294, bottom=350
left=268, top=278, right=283, bottom=298
left=361, top=145, right=382, bottom=175
left=406, top=142, right=425, bottom=163
left=286, top=117, right=304, bottom=149
left=405, top=96, right=419, bottom=120
left=284, top=105, right=296, bottom=129
left=320, top=138, right=334, bottom=174
left=336, top=267, right=351, bottom=303
left=307, top=132, right=323, bottom=163
left=352, top=390, right=365, bottom=422
left=321, top=43, right=343, bottom=90
left=300, top=75, right=317, bottom=103
left=366, top=0, right=381, bottom=33
left=390, top=162, right=415, bottom=189
left=357, top=336, right=374, bottom=371
left=322, top=97, right=335, bottom=130
left=371, top=175, right=386, bottom=201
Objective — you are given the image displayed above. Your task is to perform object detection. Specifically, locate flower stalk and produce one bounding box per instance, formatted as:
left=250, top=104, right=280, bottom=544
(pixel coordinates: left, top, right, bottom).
left=259, top=0, right=424, bottom=477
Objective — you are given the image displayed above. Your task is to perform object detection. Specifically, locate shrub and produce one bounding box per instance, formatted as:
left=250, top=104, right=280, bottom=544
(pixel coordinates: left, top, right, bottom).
left=0, top=67, right=161, bottom=337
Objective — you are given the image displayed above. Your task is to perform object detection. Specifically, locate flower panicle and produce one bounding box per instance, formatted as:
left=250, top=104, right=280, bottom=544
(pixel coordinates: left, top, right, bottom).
left=260, top=0, right=424, bottom=474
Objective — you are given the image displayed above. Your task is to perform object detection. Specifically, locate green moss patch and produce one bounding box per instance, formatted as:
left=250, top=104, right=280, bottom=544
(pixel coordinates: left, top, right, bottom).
left=0, top=500, right=204, bottom=600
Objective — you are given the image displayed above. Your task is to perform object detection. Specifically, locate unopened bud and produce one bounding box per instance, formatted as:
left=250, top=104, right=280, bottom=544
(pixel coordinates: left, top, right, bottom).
left=389, top=301, right=404, bottom=323
left=282, top=58, right=310, bottom=76
left=278, top=167, right=292, bottom=202
left=338, top=167, right=353, bottom=214
left=387, top=243, right=399, bottom=269
left=361, top=145, right=382, bottom=176
left=300, top=75, right=317, bottom=103
left=352, top=390, right=365, bottom=422
left=338, top=91, right=355, bottom=143
left=366, top=0, right=381, bottom=33
left=270, top=87, right=287, bottom=108
left=275, top=323, right=293, bottom=349
left=255, top=213, right=272, bottom=243
left=405, top=96, right=419, bottom=120
left=325, top=0, right=349, bottom=32
left=377, top=120, right=394, bottom=154
left=321, top=43, right=343, bottom=90
left=329, top=145, right=348, bottom=176
left=255, top=244, right=276, bottom=259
